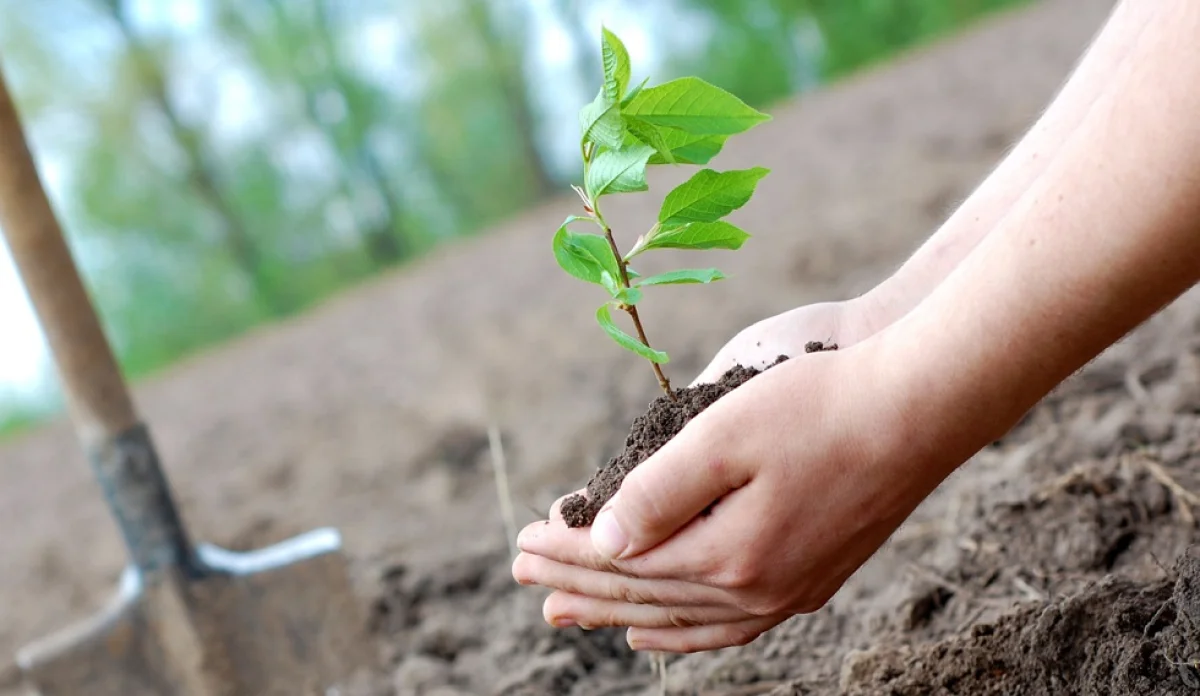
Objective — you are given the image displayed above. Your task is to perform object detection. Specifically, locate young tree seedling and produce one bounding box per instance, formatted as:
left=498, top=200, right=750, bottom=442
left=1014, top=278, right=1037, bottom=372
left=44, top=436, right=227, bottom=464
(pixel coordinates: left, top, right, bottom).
left=553, top=28, right=772, bottom=401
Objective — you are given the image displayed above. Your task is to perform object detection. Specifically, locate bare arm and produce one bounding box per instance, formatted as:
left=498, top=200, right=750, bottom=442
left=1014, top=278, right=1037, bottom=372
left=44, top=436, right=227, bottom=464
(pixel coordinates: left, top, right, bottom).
left=857, top=0, right=1157, bottom=332
left=888, top=0, right=1200, bottom=467
left=696, top=0, right=1158, bottom=382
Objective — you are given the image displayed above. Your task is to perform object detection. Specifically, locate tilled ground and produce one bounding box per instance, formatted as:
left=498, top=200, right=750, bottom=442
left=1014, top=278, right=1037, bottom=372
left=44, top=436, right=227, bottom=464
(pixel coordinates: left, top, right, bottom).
left=9, top=1, right=1193, bottom=694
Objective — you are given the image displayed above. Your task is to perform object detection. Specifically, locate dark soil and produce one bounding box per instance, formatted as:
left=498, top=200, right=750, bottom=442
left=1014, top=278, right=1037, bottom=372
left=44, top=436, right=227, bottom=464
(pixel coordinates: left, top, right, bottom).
left=560, top=340, right=837, bottom=529
left=561, top=358, right=785, bottom=528
left=840, top=550, right=1200, bottom=696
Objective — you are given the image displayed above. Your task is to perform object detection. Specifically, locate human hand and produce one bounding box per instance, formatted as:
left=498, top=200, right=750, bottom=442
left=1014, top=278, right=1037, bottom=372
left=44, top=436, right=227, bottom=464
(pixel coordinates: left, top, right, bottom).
left=512, top=339, right=971, bottom=652
left=690, top=296, right=885, bottom=385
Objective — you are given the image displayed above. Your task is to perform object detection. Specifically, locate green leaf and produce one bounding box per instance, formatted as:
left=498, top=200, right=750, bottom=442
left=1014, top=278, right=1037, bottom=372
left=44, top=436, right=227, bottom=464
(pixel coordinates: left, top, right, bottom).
left=552, top=217, right=620, bottom=285
left=659, top=167, right=769, bottom=227
left=600, top=269, right=621, bottom=296
left=637, top=268, right=727, bottom=286
left=600, top=28, right=631, bottom=101
left=621, top=77, right=649, bottom=108
left=597, top=304, right=668, bottom=363
left=579, top=93, right=623, bottom=151
left=624, top=77, right=771, bottom=136
left=647, top=130, right=728, bottom=165
left=585, top=142, right=655, bottom=199
left=600, top=270, right=643, bottom=305
left=642, top=221, right=750, bottom=253
left=625, top=116, right=675, bottom=165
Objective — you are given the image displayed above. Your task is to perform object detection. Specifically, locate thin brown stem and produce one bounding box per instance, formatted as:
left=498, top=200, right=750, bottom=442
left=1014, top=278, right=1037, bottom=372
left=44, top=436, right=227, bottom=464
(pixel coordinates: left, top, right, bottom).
left=602, top=225, right=678, bottom=402
left=627, top=304, right=676, bottom=399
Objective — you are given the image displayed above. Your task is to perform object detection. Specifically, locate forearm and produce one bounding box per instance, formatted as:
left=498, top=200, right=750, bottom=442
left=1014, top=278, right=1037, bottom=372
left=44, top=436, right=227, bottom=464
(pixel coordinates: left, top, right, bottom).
left=887, top=0, right=1200, bottom=467
left=856, top=0, right=1155, bottom=331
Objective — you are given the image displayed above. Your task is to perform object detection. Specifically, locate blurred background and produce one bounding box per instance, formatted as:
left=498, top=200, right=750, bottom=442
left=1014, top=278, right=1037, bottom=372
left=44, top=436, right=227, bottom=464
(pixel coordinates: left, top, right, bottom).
left=0, top=0, right=1028, bottom=438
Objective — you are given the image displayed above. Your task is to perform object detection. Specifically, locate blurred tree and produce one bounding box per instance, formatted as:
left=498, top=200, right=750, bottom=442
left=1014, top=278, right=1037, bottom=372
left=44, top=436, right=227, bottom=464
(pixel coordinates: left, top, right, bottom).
left=411, top=0, right=549, bottom=227
left=796, top=0, right=1031, bottom=79
left=553, top=0, right=603, bottom=102
left=92, top=0, right=292, bottom=314
left=462, top=0, right=558, bottom=198
left=668, top=0, right=806, bottom=108
left=216, top=0, right=414, bottom=268
left=0, top=0, right=1032, bottom=431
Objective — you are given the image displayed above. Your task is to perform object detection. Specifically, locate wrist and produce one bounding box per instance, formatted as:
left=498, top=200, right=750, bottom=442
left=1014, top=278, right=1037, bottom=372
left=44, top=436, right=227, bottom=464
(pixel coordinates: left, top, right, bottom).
left=845, top=280, right=914, bottom=340
left=864, top=293, right=1048, bottom=484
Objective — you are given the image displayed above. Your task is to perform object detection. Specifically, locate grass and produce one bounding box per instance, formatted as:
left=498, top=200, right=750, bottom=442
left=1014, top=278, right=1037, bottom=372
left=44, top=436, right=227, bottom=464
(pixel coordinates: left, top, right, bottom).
left=0, top=405, right=45, bottom=441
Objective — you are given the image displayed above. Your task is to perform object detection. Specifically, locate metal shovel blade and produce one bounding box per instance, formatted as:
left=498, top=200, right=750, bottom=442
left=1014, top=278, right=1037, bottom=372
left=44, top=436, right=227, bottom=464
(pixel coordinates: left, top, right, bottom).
left=16, top=529, right=367, bottom=696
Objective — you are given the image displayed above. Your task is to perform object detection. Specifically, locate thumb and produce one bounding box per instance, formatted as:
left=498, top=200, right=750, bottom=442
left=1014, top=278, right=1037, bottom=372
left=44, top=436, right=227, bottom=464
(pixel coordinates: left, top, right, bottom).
left=591, top=417, right=751, bottom=561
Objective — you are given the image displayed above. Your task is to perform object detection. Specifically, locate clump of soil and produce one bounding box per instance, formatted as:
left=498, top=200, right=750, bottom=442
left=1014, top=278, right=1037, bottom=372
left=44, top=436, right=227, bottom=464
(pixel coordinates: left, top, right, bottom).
left=368, top=549, right=651, bottom=695
left=841, top=549, right=1200, bottom=696
left=561, top=341, right=837, bottom=529
left=559, top=360, right=775, bottom=528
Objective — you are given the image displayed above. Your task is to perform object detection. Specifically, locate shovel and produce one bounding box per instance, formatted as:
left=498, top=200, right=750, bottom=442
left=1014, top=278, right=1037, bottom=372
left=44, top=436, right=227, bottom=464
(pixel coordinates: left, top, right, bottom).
left=0, top=63, right=369, bottom=695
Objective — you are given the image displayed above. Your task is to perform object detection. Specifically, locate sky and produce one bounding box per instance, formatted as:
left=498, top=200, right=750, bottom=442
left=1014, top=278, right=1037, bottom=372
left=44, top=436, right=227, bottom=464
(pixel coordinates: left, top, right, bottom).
left=0, top=0, right=660, bottom=405
left=0, top=242, right=48, bottom=396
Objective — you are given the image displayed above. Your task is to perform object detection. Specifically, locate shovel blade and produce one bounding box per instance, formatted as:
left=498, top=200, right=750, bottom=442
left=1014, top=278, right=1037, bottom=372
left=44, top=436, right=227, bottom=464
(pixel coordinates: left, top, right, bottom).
left=16, top=529, right=369, bottom=696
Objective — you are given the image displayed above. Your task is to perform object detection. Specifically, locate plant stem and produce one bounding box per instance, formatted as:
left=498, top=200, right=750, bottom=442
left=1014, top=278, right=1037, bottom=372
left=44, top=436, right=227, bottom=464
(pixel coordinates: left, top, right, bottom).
left=628, top=301, right=676, bottom=399
left=582, top=147, right=677, bottom=402
left=601, top=225, right=678, bottom=402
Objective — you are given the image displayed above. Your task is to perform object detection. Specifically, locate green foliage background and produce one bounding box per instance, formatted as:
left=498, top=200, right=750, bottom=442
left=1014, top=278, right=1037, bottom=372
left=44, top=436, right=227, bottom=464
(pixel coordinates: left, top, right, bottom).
left=0, top=0, right=1030, bottom=438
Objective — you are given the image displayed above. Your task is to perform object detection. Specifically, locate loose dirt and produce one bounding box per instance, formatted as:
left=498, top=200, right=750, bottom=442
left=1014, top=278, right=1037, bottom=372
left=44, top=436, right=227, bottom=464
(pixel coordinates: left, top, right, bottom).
left=561, top=359, right=782, bottom=529
left=9, top=1, right=1198, bottom=695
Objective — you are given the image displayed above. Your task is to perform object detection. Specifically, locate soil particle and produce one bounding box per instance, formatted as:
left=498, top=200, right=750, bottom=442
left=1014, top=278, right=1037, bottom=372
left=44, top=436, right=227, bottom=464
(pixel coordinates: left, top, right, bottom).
left=370, top=549, right=649, bottom=695
left=840, top=551, right=1200, bottom=696
left=561, top=358, right=786, bottom=528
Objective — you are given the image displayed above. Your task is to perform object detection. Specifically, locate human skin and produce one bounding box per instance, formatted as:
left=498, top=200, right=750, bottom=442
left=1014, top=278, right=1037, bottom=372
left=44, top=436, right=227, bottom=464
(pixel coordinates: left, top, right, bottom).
left=692, top=0, right=1154, bottom=385
left=513, top=0, right=1200, bottom=653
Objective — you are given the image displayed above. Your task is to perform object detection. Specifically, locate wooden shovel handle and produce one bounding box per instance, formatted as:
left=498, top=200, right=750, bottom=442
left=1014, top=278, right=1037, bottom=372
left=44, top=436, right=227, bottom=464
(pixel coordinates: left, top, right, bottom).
left=0, top=62, right=137, bottom=441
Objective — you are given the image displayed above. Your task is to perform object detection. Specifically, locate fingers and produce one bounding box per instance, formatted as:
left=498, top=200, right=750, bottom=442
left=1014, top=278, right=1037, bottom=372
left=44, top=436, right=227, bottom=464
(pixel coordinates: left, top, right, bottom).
left=512, top=553, right=734, bottom=607
left=516, top=517, right=683, bottom=579
left=625, top=615, right=787, bottom=653
left=591, top=412, right=750, bottom=561
left=542, top=591, right=751, bottom=630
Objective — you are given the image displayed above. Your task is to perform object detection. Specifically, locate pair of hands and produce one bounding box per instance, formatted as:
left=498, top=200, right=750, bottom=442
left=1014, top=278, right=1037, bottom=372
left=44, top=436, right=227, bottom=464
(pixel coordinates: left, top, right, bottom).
left=514, top=0, right=1200, bottom=653
left=512, top=299, right=957, bottom=652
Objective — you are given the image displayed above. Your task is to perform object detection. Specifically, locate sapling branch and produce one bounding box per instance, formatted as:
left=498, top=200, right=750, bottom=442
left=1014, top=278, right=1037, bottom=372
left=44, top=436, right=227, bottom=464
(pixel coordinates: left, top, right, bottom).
left=552, top=26, right=770, bottom=401
left=600, top=218, right=677, bottom=400
left=627, top=302, right=674, bottom=397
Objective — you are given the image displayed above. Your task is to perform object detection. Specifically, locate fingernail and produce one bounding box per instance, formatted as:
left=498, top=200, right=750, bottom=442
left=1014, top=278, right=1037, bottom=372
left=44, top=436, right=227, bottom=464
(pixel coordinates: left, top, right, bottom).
left=552, top=616, right=577, bottom=628
left=626, top=630, right=646, bottom=650
left=591, top=506, right=629, bottom=560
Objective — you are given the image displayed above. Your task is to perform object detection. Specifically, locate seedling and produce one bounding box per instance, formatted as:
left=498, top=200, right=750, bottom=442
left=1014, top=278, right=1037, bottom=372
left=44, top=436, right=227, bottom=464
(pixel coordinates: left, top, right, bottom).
left=553, top=28, right=772, bottom=401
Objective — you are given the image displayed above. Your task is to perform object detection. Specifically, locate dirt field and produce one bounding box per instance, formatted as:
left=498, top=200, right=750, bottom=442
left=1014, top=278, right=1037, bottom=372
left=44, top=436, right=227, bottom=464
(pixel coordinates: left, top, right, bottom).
left=9, top=0, right=1200, bottom=693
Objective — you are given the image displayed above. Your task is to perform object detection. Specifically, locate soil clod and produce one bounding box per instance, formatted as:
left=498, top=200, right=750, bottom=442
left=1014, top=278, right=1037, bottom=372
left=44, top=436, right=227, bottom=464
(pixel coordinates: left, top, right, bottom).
left=561, top=357, right=787, bottom=528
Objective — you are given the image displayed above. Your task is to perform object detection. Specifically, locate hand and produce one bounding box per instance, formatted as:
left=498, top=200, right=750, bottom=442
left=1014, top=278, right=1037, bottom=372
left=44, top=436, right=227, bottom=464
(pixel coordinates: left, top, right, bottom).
left=513, top=340, right=967, bottom=652
left=512, top=0, right=1200, bottom=655
left=690, top=296, right=885, bottom=385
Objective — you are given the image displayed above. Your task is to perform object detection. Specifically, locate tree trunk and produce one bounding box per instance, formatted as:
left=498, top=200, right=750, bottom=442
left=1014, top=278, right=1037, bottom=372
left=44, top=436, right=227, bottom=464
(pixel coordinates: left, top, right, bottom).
left=98, top=0, right=289, bottom=315
left=463, top=0, right=557, bottom=199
